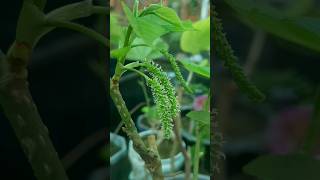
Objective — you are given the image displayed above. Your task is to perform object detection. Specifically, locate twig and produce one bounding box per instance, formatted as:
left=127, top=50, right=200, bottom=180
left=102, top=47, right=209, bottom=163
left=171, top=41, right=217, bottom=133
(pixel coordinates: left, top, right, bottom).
left=62, top=128, right=106, bottom=170
left=244, top=30, right=266, bottom=76
left=173, top=87, right=191, bottom=180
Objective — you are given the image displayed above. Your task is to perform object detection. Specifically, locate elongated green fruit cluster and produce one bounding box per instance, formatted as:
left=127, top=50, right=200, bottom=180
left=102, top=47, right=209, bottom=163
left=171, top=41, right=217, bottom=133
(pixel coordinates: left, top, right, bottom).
left=160, top=50, right=193, bottom=94
left=212, top=6, right=265, bottom=102
left=146, top=77, right=173, bottom=139
left=144, top=61, right=180, bottom=118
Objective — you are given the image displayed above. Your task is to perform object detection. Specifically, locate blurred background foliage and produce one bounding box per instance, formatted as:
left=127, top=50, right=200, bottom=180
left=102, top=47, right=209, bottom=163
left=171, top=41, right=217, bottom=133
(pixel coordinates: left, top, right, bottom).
left=0, top=0, right=107, bottom=179
left=214, top=0, right=320, bottom=179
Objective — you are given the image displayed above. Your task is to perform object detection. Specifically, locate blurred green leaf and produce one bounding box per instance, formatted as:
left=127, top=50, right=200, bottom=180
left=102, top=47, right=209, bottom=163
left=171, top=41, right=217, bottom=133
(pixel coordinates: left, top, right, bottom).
left=111, top=47, right=130, bottom=59
left=225, top=0, right=320, bottom=52
left=142, top=106, right=159, bottom=121
left=16, top=1, right=46, bottom=45
left=180, top=18, right=210, bottom=54
left=180, top=59, right=210, bottom=78
left=46, top=1, right=93, bottom=21
left=186, top=110, right=210, bottom=125
left=303, top=87, right=320, bottom=153
left=110, top=12, right=123, bottom=46
left=243, top=154, right=320, bottom=180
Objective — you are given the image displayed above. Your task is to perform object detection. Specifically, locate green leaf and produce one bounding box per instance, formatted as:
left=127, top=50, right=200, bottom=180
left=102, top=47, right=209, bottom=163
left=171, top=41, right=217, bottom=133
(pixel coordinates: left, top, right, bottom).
left=126, top=38, right=168, bottom=61
left=122, top=2, right=193, bottom=45
left=46, top=1, right=93, bottom=21
left=243, top=154, right=320, bottom=180
left=110, top=12, right=123, bottom=46
left=225, top=0, right=320, bottom=52
left=180, top=59, right=210, bottom=78
left=180, top=18, right=210, bottom=54
left=154, top=7, right=183, bottom=27
left=32, top=0, right=46, bottom=10
left=16, top=1, right=46, bottom=45
left=186, top=111, right=210, bottom=125
left=111, top=47, right=130, bottom=59
left=139, top=4, right=162, bottom=17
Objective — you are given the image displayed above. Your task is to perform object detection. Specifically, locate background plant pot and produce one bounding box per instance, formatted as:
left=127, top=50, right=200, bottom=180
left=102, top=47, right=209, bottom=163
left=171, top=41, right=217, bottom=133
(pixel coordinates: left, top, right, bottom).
left=110, top=133, right=130, bottom=180
left=110, top=133, right=127, bottom=165
left=181, top=127, right=210, bottom=146
left=136, top=115, right=152, bottom=132
left=128, top=130, right=186, bottom=180
left=165, top=173, right=210, bottom=180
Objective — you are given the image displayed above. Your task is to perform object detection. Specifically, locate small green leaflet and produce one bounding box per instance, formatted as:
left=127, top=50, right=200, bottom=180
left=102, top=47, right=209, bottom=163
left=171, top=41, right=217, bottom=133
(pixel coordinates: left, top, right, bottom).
left=180, top=60, right=210, bottom=78
left=186, top=110, right=210, bottom=126
left=244, top=154, right=320, bottom=180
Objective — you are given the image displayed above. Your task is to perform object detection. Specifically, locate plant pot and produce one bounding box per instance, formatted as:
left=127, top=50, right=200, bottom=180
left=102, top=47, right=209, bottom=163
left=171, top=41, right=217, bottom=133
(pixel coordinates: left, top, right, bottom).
left=110, top=133, right=127, bottom=165
left=136, top=114, right=154, bottom=132
left=128, top=130, right=186, bottom=180
left=165, top=173, right=210, bottom=180
left=110, top=133, right=130, bottom=180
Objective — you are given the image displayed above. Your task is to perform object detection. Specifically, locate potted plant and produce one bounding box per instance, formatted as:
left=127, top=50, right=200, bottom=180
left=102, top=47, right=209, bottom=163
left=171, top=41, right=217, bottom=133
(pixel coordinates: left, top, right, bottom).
left=110, top=1, right=196, bottom=179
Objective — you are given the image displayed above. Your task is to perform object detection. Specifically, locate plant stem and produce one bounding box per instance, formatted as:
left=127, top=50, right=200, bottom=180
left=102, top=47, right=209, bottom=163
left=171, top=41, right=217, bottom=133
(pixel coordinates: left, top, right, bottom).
left=110, top=22, right=163, bottom=178
left=0, top=42, right=69, bottom=180
left=110, top=78, right=163, bottom=179
left=244, top=30, right=266, bottom=76
left=114, top=102, right=146, bottom=134
left=193, top=125, right=201, bottom=180
left=173, top=87, right=191, bottom=179
left=138, top=79, right=151, bottom=107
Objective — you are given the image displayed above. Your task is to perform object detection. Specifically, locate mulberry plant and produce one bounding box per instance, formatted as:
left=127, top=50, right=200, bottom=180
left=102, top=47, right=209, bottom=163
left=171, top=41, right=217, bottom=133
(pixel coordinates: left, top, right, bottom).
left=110, top=1, right=194, bottom=179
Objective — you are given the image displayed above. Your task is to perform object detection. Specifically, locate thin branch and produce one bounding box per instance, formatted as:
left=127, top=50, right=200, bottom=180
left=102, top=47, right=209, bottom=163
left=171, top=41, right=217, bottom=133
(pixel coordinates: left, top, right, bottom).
left=45, top=19, right=109, bottom=48
left=62, top=128, right=106, bottom=169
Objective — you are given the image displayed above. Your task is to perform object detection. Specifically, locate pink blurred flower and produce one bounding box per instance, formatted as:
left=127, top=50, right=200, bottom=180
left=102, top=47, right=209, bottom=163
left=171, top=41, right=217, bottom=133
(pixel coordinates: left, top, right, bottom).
left=266, top=106, right=320, bottom=156
left=193, top=95, right=208, bottom=111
